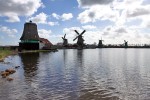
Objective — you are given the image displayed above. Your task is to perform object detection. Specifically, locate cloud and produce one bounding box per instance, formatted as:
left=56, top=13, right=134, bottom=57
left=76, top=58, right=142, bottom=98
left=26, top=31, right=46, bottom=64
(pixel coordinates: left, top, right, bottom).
left=38, top=29, right=52, bottom=39
left=141, top=18, right=150, bottom=28
left=112, top=0, right=150, bottom=27
left=82, top=25, right=97, bottom=30
left=52, top=13, right=73, bottom=21
left=5, top=14, right=20, bottom=22
left=101, top=25, right=150, bottom=44
left=48, top=21, right=59, bottom=26
left=0, top=0, right=43, bottom=22
left=126, top=5, right=150, bottom=18
left=28, top=13, right=59, bottom=26
left=29, top=12, right=48, bottom=24
left=77, top=0, right=150, bottom=30
left=77, top=5, right=118, bottom=23
left=0, top=25, right=18, bottom=37
left=61, top=13, right=73, bottom=21
left=52, top=13, right=60, bottom=20
left=77, top=0, right=114, bottom=7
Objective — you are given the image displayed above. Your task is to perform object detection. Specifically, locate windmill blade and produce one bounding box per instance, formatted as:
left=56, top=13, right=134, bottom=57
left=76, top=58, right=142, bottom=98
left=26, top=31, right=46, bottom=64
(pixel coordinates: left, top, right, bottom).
left=74, top=30, right=80, bottom=35
left=62, top=37, right=64, bottom=40
left=124, top=40, right=126, bottom=42
left=73, top=36, right=78, bottom=41
left=80, top=30, right=86, bottom=36
left=64, top=34, right=66, bottom=38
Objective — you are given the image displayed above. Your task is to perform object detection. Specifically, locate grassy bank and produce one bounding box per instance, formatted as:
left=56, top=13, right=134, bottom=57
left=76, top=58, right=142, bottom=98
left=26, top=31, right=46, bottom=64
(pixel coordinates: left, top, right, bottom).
left=0, top=50, right=14, bottom=61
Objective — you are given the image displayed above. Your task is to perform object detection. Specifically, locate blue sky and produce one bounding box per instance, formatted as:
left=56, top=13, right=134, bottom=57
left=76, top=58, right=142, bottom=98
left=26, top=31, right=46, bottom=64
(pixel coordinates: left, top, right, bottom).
left=0, top=0, right=150, bottom=45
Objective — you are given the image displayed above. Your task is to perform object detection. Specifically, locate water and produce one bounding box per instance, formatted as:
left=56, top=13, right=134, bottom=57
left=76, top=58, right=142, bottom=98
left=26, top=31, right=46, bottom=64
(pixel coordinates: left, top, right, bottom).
left=1, top=48, right=150, bottom=100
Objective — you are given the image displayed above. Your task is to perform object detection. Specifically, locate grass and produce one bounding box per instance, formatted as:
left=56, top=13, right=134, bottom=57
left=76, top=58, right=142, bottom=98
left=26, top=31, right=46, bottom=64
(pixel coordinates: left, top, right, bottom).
left=0, top=46, right=58, bottom=61
left=0, top=50, right=13, bottom=61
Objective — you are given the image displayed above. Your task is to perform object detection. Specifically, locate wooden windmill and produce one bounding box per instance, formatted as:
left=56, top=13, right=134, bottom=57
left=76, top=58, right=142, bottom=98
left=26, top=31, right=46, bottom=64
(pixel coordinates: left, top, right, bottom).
left=73, top=30, right=86, bottom=47
left=62, top=34, right=68, bottom=46
left=19, top=21, right=40, bottom=50
left=98, top=37, right=104, bottom=48
left=124, top=40, right=128, bottom=48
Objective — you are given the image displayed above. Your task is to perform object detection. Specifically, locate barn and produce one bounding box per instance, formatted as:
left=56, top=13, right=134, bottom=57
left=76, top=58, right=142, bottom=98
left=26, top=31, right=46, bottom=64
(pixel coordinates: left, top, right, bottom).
left=39, top=38, right=53, bottom=50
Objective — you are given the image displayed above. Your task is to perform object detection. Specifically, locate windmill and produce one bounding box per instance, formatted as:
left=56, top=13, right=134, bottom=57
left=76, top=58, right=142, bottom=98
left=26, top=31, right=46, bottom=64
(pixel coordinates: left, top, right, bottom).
left=62, top=34, right=68, bottom=46
left=124, top=40, right=128, bottom=48
left=73, top=30, right=86, bottom=47
left=98, top=37, right=104, bottom=48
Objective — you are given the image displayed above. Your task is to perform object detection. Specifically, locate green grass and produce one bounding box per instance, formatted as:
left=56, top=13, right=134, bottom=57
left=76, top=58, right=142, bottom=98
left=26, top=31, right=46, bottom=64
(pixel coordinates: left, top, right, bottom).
left=0, top=50, right=13, bottom=61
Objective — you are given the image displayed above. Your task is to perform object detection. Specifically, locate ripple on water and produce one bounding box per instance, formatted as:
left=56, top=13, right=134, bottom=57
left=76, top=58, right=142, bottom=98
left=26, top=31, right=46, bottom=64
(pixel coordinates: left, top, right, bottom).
left=1, top=49, right=150, bottom=100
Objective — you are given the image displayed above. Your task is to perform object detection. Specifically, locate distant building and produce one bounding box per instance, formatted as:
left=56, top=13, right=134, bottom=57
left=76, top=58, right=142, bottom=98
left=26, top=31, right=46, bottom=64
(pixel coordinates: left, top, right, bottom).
left=19, top=21, right=52, bottom=50
left=39, top=38, right=53, bottom=50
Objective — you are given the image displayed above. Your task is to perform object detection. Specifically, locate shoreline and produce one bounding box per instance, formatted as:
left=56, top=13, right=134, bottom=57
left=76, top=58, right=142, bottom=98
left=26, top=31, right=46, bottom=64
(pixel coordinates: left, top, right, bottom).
left=0, top=49, right=58, bottom=62
left=18, top=49, right=58, bottom=54
left=0, top=50, right=18, bottom=62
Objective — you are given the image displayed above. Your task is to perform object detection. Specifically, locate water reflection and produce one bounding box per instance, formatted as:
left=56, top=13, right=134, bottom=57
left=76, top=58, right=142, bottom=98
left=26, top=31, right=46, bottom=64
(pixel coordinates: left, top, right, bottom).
left=19, top=53, right=39, bottom=80
left=1, top=49, right=150, bottom=100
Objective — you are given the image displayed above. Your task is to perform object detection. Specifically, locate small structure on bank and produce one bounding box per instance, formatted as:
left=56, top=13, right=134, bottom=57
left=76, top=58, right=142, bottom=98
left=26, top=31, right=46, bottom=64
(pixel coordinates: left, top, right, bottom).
left=39, top=38, right=53, bottom=50
left=73, top=30, right=86, bottom=47
left=19, top=21, right=52, bottom=50
left=98, top=38, right=104, bottom=48
left=124, top=40, right=128, bottom=48
left=62, top=34, right=68, bottom=47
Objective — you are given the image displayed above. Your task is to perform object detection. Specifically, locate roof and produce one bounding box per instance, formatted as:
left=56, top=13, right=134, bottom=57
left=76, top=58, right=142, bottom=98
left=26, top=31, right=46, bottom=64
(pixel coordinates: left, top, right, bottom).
left=40, top=38, right=53, bottom=46
left=20, top=21, right=39, bottom=40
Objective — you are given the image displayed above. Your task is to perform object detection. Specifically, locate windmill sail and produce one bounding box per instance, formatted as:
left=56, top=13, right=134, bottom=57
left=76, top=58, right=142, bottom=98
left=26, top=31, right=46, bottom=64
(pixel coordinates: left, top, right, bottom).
left=73, top=30, right=86, bottom=47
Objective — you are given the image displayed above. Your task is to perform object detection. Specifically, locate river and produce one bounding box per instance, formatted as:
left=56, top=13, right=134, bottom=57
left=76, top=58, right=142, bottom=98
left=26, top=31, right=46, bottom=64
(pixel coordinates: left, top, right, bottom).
left=0, top=48, right=150, bottom=100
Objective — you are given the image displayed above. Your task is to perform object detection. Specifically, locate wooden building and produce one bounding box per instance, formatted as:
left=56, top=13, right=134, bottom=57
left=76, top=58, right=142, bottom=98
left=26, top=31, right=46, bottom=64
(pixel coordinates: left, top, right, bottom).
left=19, top=21, right=53, bottom=50
left=19, top=21, right=40, bottom=50
left=39, top=38, right=53, bottom=50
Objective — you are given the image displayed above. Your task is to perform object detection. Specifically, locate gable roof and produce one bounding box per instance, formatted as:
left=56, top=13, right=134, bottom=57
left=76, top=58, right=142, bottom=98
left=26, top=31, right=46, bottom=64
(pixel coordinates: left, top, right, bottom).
left=40, top=38, right=53, bottom=45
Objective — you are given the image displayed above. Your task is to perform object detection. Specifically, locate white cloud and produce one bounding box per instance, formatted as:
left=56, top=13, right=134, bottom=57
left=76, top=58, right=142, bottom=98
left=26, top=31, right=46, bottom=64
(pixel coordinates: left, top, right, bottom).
left=82, top=25, right=97, bottom=30
left=52, top=13, right=60, bottom=20
left=77, top=0, right=114, bottom=7
left=28, top=13, right=59, bottom=26
left=52, top=13, right=73, bottom=21
left=5, top=13, right=20, bottom=22
left=48, top=21, right=59, bottom=26
left=101, top=25, right=150, bottom=44
left=38, top=29, right=52, bottom=39
left=77, top=0, right=150, bottom=26
left=0, top=0, right=43, bottom=22
left=126, top=5, right=150, bottom=18
left=29, top=12, right=48, bottom=24
left=113, top=0, right=150, bottom=27
left=61, top=13, right=73, bottom=21
left=141, top=18, right=150, bottom=28
left=0, top=25, right=18, bottom=37
left=78, top=5, right=119, bottom=23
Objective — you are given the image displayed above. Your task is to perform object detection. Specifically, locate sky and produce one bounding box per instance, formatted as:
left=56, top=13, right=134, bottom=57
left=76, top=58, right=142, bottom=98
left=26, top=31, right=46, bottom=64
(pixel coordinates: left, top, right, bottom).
left=0, top=0, right=150, bottom=46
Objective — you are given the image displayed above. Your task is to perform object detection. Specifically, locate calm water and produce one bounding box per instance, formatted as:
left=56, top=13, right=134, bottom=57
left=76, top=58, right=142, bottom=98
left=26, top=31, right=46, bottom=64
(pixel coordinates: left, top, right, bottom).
left=1, top=49, right=150, bottom=100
